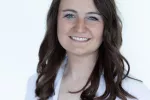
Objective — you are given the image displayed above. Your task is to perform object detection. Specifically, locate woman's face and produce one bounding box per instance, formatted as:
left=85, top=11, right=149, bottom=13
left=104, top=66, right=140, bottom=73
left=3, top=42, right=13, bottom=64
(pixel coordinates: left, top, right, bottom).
left=57, top=0, right=104, bottom=56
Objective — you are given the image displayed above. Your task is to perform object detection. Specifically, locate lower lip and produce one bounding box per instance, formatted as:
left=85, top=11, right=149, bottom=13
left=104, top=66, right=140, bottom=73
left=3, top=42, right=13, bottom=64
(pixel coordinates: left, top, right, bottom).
left=69, top=36, right=90, bottom=42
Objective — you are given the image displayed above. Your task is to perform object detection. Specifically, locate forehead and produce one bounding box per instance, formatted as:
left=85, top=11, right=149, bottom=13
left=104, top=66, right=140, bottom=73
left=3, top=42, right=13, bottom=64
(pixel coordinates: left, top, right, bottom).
left=59, top=0, right=98, bottom=12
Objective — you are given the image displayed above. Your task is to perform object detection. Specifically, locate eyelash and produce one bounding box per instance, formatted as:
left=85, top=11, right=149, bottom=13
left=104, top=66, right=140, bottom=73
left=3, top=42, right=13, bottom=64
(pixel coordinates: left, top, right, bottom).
left=64, top=13, right=75, bottom=19
left=87, top=16, right=99, bottom=21
left=63, top=13, right=99, bottom=21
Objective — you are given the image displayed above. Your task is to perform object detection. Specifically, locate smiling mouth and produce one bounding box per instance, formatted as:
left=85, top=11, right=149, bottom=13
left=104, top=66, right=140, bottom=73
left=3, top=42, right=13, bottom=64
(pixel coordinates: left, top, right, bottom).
left=69, top=36, right=91, bottom=42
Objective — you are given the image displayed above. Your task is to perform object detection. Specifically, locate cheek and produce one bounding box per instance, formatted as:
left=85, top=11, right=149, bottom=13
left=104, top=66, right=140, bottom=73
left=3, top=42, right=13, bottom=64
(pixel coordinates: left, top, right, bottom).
left=90, top=24, right=104, bottom=51
left=57, top=18, right=74, bottom=36
left=92, top=24, right=104, bottom=42
left=57, top=19, right=66, bottom=35
left=57, top=19, right=73, bottom=47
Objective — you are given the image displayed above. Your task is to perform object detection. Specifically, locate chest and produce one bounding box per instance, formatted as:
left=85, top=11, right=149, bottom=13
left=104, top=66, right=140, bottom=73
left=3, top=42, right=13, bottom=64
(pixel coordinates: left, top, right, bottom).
left=58, top=90, right=81, bottom=100
left=57, top=78, right=89, bottom=100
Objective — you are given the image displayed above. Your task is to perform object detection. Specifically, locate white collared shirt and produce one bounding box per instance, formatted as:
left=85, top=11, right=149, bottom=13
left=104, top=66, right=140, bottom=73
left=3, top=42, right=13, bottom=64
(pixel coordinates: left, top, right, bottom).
left=25, top=58, right=150, bottom=100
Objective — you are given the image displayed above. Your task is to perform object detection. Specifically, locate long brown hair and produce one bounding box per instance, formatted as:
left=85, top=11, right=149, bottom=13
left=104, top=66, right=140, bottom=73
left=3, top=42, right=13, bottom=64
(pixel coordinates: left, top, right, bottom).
left=35, top=0, right=139, bottom=100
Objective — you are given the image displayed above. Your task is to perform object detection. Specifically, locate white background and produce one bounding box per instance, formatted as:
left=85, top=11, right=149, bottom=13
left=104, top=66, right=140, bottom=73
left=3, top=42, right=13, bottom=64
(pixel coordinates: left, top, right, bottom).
left=0, top=0, right=150, bottom=100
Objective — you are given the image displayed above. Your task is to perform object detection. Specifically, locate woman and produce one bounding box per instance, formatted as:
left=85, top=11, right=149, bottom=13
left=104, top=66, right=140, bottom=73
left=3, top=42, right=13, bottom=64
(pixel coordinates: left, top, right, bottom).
left=25, top=0, right=150, bottom=100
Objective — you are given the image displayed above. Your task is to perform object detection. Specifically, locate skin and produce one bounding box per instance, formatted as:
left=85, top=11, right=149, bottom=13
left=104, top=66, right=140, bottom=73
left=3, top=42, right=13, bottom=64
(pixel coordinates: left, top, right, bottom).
left=57, top=0, right=104, bottom=99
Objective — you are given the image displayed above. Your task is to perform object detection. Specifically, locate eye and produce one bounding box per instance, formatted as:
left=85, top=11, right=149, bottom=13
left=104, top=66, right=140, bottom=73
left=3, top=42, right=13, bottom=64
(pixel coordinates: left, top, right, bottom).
left=64, top=13, right=75, bottom=19
left=87, top=16, right=99, bottom=21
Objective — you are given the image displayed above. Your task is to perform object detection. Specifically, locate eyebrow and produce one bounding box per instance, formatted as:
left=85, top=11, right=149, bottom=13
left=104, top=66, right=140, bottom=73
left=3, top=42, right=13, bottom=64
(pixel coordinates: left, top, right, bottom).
left=62, top=9, right=77, bottom=13
left=62, top=9, right=101, bottom=15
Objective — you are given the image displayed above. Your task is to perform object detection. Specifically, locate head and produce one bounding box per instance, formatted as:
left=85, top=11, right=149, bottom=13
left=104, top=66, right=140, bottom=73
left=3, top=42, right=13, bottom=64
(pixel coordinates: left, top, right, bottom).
left=35, top=0, right=137, bottom=99
left=57, top=0, right=104, bottom=56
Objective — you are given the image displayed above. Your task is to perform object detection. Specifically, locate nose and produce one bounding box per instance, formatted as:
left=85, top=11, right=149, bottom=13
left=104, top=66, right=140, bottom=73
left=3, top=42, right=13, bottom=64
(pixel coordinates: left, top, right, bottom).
left=74, top=18, right=87, bottom=33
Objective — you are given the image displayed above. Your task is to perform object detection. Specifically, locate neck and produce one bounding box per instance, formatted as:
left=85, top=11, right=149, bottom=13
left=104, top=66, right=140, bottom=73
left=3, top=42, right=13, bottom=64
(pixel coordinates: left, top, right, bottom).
left=64, top=51, right=98, bottom=81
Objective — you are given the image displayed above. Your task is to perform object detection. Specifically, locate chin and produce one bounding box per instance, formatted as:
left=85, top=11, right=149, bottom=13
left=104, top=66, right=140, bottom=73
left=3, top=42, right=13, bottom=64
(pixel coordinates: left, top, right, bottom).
left=67, top=49, right=93, bottom=57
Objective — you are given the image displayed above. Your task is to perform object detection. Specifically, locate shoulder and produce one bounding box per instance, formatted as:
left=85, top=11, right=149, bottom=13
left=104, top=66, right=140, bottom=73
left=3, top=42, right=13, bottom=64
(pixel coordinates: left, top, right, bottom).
left=96, top=75, right=150, bottom=100
left=25, top=73, right=38, bottom=100
left=122, top=76, right=150, bottom=100
left=24, top=59, right=67, bottom=100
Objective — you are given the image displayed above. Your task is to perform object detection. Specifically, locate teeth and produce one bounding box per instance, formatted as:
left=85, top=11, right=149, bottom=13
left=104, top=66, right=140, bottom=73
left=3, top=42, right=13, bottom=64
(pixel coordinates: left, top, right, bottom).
left=71, top=36, right=89, bottom=41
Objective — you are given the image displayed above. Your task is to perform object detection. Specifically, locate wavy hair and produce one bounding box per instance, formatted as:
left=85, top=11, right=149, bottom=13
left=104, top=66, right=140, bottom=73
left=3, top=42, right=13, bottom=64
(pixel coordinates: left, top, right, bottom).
left=35, top=0, right=139, bottom=100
